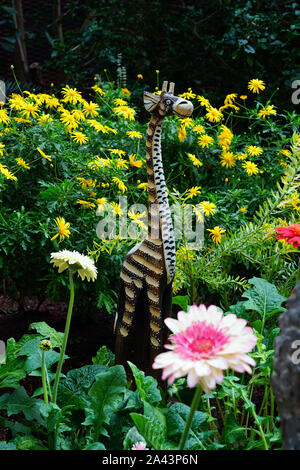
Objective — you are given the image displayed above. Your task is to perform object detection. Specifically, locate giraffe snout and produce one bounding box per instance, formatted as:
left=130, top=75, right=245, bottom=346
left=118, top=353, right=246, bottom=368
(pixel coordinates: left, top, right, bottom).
left=173, top=98, right=193, bottom=117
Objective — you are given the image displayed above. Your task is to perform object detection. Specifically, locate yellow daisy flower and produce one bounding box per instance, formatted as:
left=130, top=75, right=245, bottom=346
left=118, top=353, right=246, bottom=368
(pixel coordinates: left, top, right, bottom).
left=61, top=85, right=82, bottom=104
left=20, top=102, right=39, bottom=119
left=185, top=186, right=202, bottom=200
left=71, top=131, right=88, bottom=145
left=199, top=201, right=217, bottom=216
left=50, top=217, right=71, bottom=243
left=220, top=151, right=236, bottom=168
left=207, top=226, right=226, bottom=244
left=246, top=145, right=263, bottom=156
left=242, top=161, right=259, bottom=176
left=15, top=157, right=30, bottom=170
left=126, top=130, right=143, bottom=139
left=248, top=79, right=265, bottom=94
left=82, top=100, right=100, bottom=117
left=129, top=153, right=143, bottom=168
left=205, top=107, right=223, bottom=123
left=187, top=153, right=203, bottom=167
left=112, top=176, right=127, bottom=193
left=198, top=134, right=214, bottom=148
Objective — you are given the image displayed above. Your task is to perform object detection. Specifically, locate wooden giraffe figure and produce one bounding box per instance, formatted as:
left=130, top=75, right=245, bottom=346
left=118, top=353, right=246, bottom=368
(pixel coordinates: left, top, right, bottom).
left=115, top=81, right=193, bottom=378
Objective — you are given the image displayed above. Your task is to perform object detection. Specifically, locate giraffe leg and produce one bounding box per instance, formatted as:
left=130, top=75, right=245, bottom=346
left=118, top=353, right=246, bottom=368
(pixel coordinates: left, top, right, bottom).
left=147, top=281, right=173, bottom=384
left=115, top=278, right=137, bottom=368
left=161, top=281, right=173, bottom=345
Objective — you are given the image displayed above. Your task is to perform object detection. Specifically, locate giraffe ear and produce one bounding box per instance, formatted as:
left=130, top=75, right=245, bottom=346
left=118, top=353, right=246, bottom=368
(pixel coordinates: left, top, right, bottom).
left=143, top=91, right=160, bottom=112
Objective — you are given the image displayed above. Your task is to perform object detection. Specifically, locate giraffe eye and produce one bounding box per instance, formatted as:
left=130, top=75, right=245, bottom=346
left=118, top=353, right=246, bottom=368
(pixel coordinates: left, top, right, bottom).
left=164, top=99, right=172, bottom=105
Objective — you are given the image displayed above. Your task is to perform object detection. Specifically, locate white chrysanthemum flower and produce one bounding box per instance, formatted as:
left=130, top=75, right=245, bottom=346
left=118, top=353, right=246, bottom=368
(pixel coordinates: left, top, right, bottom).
left=153, top=304, right=257, bottom=392
left=50, top=250, right=97, bottom=282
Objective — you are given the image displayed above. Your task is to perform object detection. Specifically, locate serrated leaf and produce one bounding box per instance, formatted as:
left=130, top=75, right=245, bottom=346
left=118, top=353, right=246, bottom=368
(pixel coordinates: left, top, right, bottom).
left=63, top=365, right=107, bottom=393
left=92, top=346, right=115, bottom=367
left=222, top=412, right=246, bottom=446
left=0, top=357, right=27, bottom=389
left=29, top=322, right=64, bottom=349
left=128, top=361, right=162, bottom=405
left=5, top=386, right=45, bottom=425
left=83, top=365, right=127, bottom=440
left=242, top=277, right=286, bottom=319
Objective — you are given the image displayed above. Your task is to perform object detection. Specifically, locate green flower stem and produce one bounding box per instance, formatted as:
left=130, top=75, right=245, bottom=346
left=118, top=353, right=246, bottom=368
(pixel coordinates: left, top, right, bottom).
left=41, top=351, right=49, bottom=405
left=52, top=269, right=75, bottom=403
left=179, top=383, right=202, bottom=450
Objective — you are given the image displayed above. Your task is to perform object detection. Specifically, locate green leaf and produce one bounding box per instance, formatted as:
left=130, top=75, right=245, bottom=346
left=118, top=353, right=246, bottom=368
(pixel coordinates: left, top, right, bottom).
left=0, top=441, right=17, bottom=450
left=92, top=346, right=115, bottom=367
left=242, top=277, right=286, bottom=319
left=130, top=412, right=167, bottom=450
left=172, top=295, right=189, bottom=312
left=0, top=361, right=26, bottom=389
left=83, top=442, right=106, bottom=450
left=128, top=361, right=162, bottom=405
left=166, top=402, right=207, bottom=450
left=63, top=365, right=107, bottom=394
left=83, top=365, right=127, bottom=440
left=13, top=435, right=46, bottom=450
left=222, top=412, right=246, bottom=446
left=5, top=386, right=45, bottom=425
left=29, top=322, right=64, bottom=349
left=57, top=365, right=107, bottom=409
left=123, top=426, right=147, bottom=450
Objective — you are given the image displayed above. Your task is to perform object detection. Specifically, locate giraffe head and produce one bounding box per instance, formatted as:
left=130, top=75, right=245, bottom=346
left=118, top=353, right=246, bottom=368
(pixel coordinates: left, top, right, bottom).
left=143, top=81, right=193, bottom=119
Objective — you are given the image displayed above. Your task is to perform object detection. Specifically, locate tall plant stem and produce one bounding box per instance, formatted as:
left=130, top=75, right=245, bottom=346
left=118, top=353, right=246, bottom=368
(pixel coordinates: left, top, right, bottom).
left=179, top=383, right=202, bottom=450
left=41, top=351, right=49, bottom=405
left=52, top=269, right=75, bottom=403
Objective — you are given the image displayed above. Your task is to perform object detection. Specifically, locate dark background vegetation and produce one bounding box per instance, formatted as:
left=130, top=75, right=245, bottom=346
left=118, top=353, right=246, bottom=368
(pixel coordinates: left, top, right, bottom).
left=1, top=0, right=300, bottom=109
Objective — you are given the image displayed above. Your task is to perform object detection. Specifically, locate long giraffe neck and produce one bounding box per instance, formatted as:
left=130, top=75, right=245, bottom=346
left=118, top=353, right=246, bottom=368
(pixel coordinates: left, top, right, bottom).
left=145, top=115, right=176, bottom=283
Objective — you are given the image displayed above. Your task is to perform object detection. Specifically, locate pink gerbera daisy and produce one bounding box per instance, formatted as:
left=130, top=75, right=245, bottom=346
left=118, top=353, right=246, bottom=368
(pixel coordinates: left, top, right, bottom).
left=153, top=304, right=257, bottom=392
left=275, top=224, right=300, bottom=248
left=132, top=441, right=149, bottom=450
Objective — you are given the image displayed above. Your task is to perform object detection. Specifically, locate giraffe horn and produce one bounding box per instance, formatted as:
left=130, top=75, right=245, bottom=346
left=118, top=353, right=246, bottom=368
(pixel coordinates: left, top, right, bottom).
left=162, top=81, right=168, bottom=92
left=168, top=82, right=175, bottom=94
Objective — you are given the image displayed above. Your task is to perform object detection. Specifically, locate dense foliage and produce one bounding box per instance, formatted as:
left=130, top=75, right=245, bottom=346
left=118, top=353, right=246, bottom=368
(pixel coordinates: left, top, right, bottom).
left=0, top=76, right=299, bottom=309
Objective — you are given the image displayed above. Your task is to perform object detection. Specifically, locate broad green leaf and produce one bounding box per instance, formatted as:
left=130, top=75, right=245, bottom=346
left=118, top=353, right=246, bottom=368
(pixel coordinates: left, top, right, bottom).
left=83, top=365, right=127, bottom=440
left=130, top=412, right=167, bottom=450
left=29, top=322, right=64, bottom=349
left=166, top=402, right=207, bottom=450
left=62, top=365, right=107, bottom=394
left=123, top=426, right=147, bottom=450
left=128, top=361, right=162, bottom=405
left=5, top=386, right=45, bottom=425
left=0, top=357, right=27, bottom=389
left=242, top=277, right=286, bottom=319
left=57, top=365, right=107, bottom=409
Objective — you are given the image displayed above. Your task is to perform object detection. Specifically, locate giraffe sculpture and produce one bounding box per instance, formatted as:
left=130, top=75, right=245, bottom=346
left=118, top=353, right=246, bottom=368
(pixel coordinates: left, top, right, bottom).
left=115, top=81, right=193, bottom=378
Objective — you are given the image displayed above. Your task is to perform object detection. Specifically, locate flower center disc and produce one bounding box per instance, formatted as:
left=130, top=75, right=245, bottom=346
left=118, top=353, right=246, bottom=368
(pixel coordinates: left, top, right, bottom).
left=174, top=322, right=229, bottom=361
